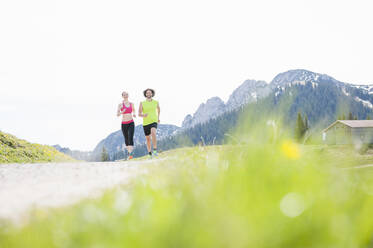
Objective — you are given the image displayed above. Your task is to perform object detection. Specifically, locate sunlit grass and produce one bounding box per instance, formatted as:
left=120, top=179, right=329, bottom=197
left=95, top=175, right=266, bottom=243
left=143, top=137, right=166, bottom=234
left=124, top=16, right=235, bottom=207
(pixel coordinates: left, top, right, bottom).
left=0, top=131, right=76, bottom=163
left=1, top=140, right=373, bottom=247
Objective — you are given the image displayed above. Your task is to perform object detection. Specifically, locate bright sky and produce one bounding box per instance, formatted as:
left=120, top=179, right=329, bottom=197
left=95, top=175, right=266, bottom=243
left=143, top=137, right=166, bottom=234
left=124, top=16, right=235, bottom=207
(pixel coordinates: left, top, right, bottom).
left=1, top=0, right=372, bottom=151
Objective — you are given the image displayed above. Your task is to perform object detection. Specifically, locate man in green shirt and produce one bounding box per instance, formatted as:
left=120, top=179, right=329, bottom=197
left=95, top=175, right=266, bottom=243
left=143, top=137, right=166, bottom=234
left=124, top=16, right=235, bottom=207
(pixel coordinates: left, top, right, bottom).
left=138, top=88, right=160, bottom=158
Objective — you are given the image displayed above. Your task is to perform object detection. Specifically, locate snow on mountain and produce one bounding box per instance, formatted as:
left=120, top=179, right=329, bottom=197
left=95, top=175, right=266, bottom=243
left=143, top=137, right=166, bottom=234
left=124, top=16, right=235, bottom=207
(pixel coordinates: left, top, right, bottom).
left=354, top=96, right=373, bottom=109
left=342, top=87, right=350, bottom=96
left=270, top=69, right=342, bottom=88
left=352, top=84, right=373, bottom=94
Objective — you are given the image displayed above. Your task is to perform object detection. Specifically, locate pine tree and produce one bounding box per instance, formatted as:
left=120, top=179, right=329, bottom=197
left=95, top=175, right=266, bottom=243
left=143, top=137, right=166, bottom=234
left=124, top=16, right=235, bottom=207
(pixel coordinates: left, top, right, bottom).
left=342, top=114, right=346, bottom=120
left=348, top=112, right=353, bottom=120
left=304, top=115, right=309, bottom=131
left=101, top=146, right=109, bottom=161
left=295, top=112, right=305, bottom=141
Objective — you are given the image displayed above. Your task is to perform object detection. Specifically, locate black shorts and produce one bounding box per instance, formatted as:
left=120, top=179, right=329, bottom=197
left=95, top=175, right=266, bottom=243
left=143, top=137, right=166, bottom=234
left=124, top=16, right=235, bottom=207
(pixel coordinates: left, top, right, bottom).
left=143, top=122, right=157, bottom=136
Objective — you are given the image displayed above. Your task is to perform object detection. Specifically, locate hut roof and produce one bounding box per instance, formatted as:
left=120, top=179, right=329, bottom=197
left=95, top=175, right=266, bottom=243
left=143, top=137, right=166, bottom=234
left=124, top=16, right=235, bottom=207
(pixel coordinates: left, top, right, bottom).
left=323, top=120, right=373, bottom=132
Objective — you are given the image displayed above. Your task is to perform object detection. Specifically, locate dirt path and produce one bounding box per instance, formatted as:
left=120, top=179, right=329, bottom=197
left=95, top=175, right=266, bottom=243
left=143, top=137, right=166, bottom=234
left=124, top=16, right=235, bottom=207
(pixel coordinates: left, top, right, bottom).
left=0, top=160, right=157, bottom=224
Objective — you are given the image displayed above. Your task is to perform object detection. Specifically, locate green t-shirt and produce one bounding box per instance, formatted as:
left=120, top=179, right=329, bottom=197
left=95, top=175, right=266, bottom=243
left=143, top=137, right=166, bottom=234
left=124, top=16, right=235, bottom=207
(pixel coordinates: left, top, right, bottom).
left=142, top=100, right=158, bottom=126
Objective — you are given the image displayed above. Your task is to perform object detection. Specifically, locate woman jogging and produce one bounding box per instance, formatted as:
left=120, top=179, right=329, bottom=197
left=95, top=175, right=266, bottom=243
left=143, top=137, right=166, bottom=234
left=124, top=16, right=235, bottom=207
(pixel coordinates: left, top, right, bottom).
left=117, top=91, right=136, bottom=160
left=138, top=88, right=160, bottom=158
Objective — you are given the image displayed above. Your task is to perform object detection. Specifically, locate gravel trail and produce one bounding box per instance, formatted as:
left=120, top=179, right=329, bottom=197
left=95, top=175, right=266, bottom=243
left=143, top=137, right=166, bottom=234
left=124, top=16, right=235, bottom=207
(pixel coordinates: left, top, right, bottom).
left=0, top=160, right=156, bottom=223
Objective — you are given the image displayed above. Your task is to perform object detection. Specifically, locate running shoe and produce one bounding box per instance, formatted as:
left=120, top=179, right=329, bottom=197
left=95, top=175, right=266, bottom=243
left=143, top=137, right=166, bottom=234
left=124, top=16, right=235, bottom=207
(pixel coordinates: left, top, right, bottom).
left=153, top=150, right=158, bottom=157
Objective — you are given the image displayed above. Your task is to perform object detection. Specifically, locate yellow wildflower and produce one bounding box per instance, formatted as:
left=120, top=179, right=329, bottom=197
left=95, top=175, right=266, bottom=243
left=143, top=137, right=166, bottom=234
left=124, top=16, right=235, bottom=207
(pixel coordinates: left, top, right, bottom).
left=281, top=140, right=300, bottom=160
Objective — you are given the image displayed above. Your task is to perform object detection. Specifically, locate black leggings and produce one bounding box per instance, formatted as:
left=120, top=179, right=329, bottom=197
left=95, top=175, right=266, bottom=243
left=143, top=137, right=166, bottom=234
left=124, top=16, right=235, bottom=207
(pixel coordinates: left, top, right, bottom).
left=121, top=122, right=135, bottom=146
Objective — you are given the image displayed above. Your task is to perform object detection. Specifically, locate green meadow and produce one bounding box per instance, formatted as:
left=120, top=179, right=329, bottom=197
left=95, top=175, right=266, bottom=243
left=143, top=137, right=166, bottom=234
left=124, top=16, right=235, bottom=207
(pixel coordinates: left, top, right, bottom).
left=0, top=131, right=75, bottom=163
left=1, top=137, right=373, bottom=247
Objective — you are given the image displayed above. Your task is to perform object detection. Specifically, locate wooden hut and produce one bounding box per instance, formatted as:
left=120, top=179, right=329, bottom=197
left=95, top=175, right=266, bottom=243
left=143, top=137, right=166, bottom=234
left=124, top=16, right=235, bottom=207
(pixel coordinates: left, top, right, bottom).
left=322, top=120, right=373, bottom=145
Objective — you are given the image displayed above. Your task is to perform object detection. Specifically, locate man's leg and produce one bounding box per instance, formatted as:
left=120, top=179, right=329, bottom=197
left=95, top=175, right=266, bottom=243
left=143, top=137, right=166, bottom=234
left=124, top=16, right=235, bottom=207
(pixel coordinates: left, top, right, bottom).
left=151, top=127, right=157, bottom=150
left=151, top=127, right=158, bottom=156
left=143, top=124, right=152, bottom=157
left=145, top=135, right=152, bottom=153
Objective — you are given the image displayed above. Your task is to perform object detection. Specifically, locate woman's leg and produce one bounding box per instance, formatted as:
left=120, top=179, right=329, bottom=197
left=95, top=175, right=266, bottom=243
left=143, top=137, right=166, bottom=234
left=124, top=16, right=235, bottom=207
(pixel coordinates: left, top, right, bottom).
left=128, top=122, right=135, bottom=154
left=121, top=123, right=130, bottom=150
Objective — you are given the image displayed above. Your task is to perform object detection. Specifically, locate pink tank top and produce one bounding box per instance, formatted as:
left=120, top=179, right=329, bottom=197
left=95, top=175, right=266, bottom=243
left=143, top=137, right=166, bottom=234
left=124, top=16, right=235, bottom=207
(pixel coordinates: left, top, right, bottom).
left=121, top=102, right=133, bottom=114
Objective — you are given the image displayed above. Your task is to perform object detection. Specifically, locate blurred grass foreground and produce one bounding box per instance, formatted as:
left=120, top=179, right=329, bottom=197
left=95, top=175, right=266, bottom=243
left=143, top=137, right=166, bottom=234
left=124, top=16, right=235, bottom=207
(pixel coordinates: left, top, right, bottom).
left=1, top=119, right=373, bottom=247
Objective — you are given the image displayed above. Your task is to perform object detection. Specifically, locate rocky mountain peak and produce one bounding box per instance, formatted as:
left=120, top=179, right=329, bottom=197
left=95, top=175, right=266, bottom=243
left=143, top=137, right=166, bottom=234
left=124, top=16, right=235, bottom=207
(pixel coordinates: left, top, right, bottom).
left=270, top=69, right=341, bottom=88
left=226, top=79, right=270, bottom=111
left=182, top=97, right=226, bottom=129
left=181, top=114, right=193, bottom=128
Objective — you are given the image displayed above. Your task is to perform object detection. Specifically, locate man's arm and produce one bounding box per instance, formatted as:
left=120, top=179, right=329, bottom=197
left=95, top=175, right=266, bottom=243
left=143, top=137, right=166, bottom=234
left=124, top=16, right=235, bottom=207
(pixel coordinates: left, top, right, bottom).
left=157, top=102, right=160, bottom=123
left=138, top=103, right=142, bottom=117
left=138, top=102, right=147, bottom=117
left=132, top=103, right=136, bottom=118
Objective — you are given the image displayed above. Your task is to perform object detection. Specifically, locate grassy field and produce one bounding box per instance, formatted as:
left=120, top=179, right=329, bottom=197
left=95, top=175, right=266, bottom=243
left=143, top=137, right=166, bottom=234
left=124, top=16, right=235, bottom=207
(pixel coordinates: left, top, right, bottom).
left=0, top=131, right=75, bottom=163
left=316, top=144, right=373, bottom=168
left=1, top=141, right=373, bottom=247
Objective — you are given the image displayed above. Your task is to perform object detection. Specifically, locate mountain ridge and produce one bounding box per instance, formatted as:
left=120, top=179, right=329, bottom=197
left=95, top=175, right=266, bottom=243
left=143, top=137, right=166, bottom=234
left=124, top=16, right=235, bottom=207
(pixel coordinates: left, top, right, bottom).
left=182, top=69, right=373, bottom=129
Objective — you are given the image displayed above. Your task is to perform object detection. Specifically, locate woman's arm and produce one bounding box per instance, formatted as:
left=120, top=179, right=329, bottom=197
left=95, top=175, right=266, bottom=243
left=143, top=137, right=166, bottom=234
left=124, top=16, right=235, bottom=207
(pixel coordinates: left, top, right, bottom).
left=117, top=103, right=122, bottom=117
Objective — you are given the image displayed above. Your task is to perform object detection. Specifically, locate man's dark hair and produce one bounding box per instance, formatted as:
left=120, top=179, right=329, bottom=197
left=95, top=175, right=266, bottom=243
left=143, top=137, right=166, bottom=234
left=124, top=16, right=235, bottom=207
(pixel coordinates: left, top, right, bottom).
left=143, top=88, right=155, bottom=97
